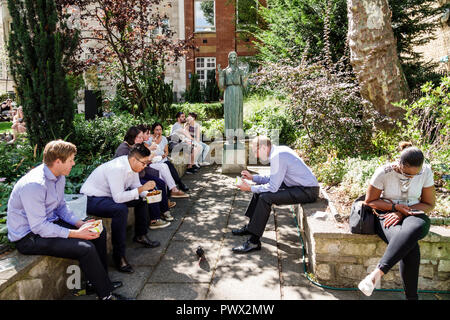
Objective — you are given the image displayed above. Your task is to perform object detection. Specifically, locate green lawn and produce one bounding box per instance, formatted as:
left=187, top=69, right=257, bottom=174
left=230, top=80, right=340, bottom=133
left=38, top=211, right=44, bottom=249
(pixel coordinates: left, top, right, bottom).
left=0, top=122, right=12, bottom=133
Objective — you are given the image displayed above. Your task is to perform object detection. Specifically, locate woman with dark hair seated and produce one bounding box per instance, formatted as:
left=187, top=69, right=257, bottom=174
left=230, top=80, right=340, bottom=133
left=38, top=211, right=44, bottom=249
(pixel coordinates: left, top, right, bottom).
left=359, top=142, right=435, bottom=300
left=146, top=122, right=189, bottom=194
left=115, top=126, right=173, bottom=228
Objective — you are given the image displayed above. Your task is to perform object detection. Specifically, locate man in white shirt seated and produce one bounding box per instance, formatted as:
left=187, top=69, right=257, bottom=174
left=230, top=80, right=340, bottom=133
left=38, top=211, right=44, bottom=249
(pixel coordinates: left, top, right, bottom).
left=80, top=143, right=160, bottom=274
left=233, top=136, right=320, bottom=253
left=170, top=111, right=203, bottom=174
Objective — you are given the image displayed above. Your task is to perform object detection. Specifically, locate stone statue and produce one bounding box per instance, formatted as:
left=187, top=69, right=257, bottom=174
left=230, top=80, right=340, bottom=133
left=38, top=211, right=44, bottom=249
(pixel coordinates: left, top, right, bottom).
left=218, top=51, right=248, bottom=136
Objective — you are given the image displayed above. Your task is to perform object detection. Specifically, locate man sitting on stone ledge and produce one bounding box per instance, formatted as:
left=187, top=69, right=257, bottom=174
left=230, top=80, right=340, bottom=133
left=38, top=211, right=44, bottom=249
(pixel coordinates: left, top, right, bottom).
left=6, top=140, right=129, bottom=300
left=81, top=143, right=161, bottom=274
left=232, top=136, right=320, bottom=253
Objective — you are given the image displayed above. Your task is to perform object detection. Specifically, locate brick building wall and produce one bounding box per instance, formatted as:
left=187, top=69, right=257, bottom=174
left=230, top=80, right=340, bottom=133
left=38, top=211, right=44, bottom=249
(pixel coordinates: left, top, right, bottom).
left=184, top=0, right=262, bottom=89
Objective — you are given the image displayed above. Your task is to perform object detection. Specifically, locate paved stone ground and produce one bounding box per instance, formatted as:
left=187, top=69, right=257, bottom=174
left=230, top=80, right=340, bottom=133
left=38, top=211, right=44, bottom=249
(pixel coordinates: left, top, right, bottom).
left=65, top=165, right=449, bottom=300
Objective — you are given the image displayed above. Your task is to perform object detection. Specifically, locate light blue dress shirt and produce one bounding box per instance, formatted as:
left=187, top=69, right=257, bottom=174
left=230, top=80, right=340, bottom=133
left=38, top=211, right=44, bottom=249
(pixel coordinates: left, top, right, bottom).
left=7, top=164, right=79, bottom=242
left=251, top=145, right=319, bottom=194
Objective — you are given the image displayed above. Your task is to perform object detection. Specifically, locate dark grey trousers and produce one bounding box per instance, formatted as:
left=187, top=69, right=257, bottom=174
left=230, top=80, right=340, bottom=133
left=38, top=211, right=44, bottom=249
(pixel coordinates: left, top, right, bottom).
left=245, top=185, right=320, bottom=237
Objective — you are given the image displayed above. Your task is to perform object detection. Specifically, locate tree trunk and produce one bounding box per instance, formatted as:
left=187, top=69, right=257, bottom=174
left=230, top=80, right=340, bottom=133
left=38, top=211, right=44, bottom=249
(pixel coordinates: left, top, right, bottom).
left=347, top=0, right=409, bottom=119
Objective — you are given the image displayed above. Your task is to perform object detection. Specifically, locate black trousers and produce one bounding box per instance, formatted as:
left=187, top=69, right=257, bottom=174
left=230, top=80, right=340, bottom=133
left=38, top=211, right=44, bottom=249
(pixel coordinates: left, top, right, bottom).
left=86, top=196, right=149, bottom=259
left=245, top=185, right=320, bottom=238
left=375, top=214, right=430, bottom=300
left=14, top=220, right=113, bottom=298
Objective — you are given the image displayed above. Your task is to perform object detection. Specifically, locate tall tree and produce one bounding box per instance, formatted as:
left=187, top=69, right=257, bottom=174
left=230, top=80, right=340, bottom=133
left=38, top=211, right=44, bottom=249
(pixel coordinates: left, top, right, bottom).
left=250, top=0, right=348, bottom=64
left=58, top=0, right=193, bottom=118
left=389, top=0, right=446, bottom=90
left=7, top=0, right=78, bottom=151
left=251, top=0, right=445, bottom=88
left=347, top=0, right=409, bottom=119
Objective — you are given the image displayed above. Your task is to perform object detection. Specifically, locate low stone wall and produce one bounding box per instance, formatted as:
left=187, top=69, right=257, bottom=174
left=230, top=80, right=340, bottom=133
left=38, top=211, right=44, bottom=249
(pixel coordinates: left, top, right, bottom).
left=297, top=197, right=450, bottom=291
left=0, top=251, right=77, bottom=300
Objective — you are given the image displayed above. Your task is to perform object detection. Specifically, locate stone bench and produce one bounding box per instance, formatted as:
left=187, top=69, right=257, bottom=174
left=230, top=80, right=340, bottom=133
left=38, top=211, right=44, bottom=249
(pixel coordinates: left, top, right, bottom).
left=296, top=194, right=450, bottom=291
left=0, top=251, right=77, bottom=300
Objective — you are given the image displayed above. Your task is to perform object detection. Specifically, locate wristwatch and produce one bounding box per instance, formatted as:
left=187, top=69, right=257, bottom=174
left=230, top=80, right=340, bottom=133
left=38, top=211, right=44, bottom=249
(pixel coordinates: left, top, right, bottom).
left=391, top=203, right=396, bottom=212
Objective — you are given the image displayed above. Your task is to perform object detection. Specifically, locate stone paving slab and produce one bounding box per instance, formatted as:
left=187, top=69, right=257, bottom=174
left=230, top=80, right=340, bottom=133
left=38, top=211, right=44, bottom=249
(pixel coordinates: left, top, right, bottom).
left=139, top=283, right=210, bottom=300
left=148, top=240, right=222, bottom=283
left=218, top=231, right=278, bottom=269
left=174, top=217, right=229, bottom=242
left=207, top=265, right=281, bottom=300
left=109, top=266, right=153, bottom=299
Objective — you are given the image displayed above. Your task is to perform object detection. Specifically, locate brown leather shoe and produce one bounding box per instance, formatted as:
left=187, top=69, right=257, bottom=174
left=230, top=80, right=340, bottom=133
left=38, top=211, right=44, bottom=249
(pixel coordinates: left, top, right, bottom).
left=168, top=200, right=176, bottom=208
left=171, top=190, right=189, bottom=198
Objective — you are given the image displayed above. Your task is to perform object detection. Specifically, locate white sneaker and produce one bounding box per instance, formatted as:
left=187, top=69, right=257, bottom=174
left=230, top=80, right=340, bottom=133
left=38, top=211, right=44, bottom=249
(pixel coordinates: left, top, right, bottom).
left=358, top=273, right=381, bottom=296
left=162, top=211, right=174, bottom=221
left=200, top=162, right=210, bottom=166
left=149, top=219, right=170, bottom=229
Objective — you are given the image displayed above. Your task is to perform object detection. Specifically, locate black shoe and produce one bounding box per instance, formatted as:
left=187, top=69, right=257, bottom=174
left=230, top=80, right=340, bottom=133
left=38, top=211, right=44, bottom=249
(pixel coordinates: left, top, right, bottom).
left=178, top=183, right=189, bottom=192
left=232, top=239, right=262, bottom=254
left=193, top=164, right=201, bottom=170
left=101, top=293, right=135, bottom=300
left=87, top=281, right=123, bottom=295
left=232, top=225, right=251, bottom=236
left=114, top=257, right=134, bottom=273
left=185, top=167, right=197, bottom=175
left=133, top=235, right=160, bottom=248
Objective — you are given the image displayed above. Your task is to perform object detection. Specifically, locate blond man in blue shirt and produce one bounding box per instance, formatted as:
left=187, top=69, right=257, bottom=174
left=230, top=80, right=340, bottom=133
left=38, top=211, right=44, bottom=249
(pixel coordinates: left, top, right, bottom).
left=7, top=140, right=127, bottom=300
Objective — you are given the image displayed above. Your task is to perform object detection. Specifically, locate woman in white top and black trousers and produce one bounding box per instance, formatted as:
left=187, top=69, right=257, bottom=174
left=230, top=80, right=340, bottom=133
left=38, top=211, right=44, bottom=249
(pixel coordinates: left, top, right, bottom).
left=359, top=142, right=435, bottom=300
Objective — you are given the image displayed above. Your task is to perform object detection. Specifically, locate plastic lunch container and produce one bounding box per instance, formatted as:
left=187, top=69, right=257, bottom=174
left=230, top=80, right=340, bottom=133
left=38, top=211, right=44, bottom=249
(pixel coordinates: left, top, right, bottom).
left=146, top=190, right=162, bottom=203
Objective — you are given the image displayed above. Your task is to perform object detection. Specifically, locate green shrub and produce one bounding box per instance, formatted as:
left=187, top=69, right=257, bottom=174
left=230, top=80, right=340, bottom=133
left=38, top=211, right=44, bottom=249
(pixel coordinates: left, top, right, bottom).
left=202, top=119, right=225, bottom=140
left=312, top=155, right=386, bottom=199
left=184, top=73, right=203, bottom=103
left=253, top=57, right=377, bottom=158
left=69, top=113, right=143, bottom=163
left=171, top=102, right=224, bottom=121
left=312, top=154, right=348, bottom=186
left=244, top=94, right=299, bottom=146
left=339, top=157, right=386, bottom=199
left=393, top=76, right=449, bottom=191
left=204, top=70, right=221, bottom=102
left=0, top=137, right=42, bottom=183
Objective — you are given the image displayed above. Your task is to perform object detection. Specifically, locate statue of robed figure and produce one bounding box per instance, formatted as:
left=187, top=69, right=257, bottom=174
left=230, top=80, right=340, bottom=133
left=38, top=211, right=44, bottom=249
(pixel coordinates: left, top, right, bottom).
left=217, top=52, right=249, bottom=173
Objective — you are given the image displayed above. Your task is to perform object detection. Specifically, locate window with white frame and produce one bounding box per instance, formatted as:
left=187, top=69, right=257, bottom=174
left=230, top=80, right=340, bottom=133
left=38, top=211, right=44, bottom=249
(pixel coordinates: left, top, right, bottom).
left=195, top=57, right=216, bottom=83
left=195, top=0, right=215, bottom=32
left=236, top=0, right=258, bottom=30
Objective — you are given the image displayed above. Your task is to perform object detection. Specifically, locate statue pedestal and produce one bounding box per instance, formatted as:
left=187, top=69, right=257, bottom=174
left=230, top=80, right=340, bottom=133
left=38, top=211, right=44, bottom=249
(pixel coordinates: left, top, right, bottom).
left=221, top=141, right=247, bottom=174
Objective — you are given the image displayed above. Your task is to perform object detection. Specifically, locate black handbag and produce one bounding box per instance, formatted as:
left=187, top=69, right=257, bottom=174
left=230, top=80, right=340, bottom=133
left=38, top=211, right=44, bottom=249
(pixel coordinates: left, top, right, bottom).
left=349, top=195, right=391, bottom=234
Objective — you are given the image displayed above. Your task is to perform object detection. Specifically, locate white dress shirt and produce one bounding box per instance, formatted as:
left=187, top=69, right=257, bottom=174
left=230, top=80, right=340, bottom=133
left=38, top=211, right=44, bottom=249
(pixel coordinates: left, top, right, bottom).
left=251, top=145, right=319, bottom=194
left=80, top=155, right=146, bottom=203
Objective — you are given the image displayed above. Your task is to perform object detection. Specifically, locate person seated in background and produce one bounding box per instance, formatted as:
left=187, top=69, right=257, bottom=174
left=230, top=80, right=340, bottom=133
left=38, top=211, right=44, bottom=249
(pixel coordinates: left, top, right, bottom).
left=358, top=142, right=434, bottom=300
left=170, top=112, right=202, bottom=175
left=114, top=126, right=172, bottom=228
left=138, top=122, right=189, bottom=198
left=7, top=140, right=128, bottom=300
left=185, top=112, right=210, bottom=167
left=9, top=106, right=26, bottom=144
left=138, top=123, right=188, bottom=195
left=147, top=122, right=189, bottom=194
left=81, top=143, right=161, bottom=274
